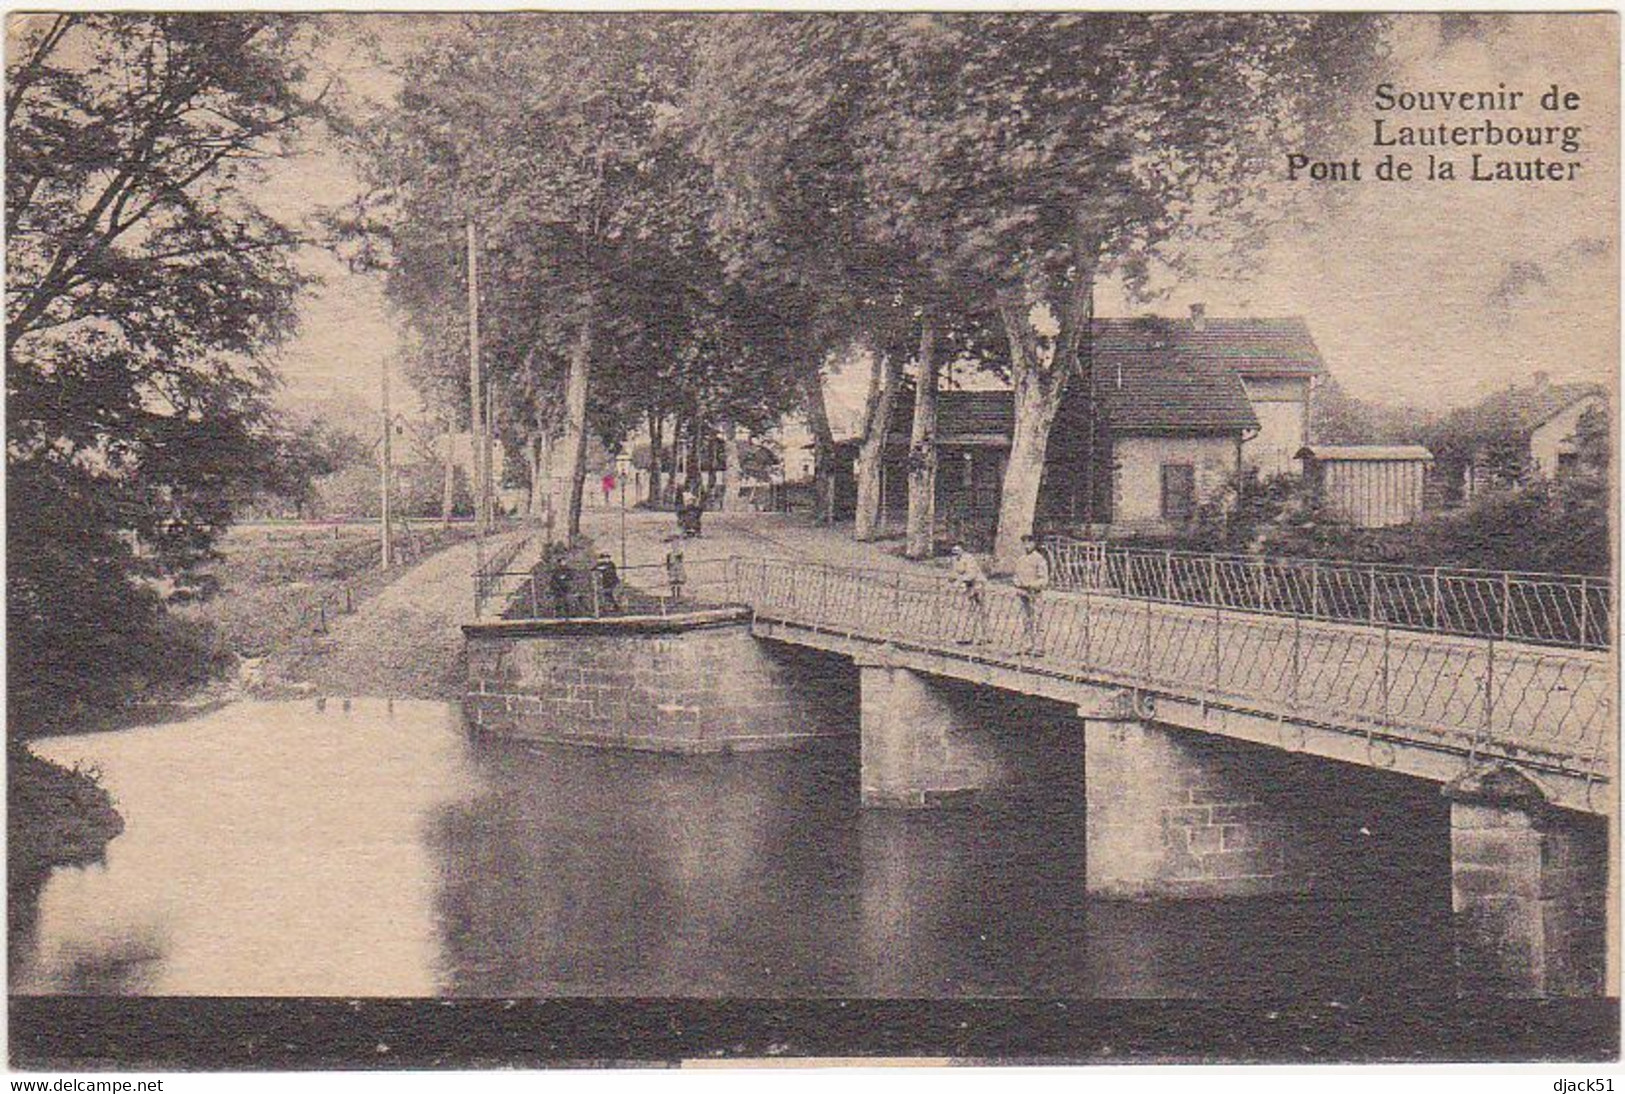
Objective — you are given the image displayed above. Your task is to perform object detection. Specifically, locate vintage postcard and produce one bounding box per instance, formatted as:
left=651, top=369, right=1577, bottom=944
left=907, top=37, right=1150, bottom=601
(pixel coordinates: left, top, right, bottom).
left=5, top=8, right=1619, bottom=1072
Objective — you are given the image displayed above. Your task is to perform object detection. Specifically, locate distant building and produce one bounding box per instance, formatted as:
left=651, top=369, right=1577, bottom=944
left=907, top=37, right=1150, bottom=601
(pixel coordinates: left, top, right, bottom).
left=1442, top=374, right=1609, bottom=499
left=1297, top=444, right=1433, bottom=529
left=829, top=310, right=1330, bottom=545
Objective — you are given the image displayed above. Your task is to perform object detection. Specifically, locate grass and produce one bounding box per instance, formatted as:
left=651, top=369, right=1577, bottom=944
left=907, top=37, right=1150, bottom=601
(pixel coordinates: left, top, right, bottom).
left=181, top=522, right=476, bottom=661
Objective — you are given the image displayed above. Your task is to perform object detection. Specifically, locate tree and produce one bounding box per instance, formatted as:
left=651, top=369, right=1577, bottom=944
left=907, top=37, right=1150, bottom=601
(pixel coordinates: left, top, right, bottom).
left=851, top=15, right=1384, bottom=567
left=686, top=17, right=929, bottom=541
left=358, top=15, right=744, bottom=542
left=693, top=15, right=1382, bottom=565
left=6, top=14, right=324, bottom=726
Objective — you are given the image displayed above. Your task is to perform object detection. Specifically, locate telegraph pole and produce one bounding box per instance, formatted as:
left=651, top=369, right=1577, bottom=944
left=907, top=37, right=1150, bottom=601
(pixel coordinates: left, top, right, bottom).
left=467, top=219, right=486, bottom=534
left=380, top=358, right=394, bottom=570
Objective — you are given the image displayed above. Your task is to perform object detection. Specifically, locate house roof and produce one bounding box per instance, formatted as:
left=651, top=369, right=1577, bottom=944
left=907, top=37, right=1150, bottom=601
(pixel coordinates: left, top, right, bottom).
left=1091, top=318, right=1261, bottom=433
left=1096, top=316, right=1325, bottom=379
left=1444, top=380, right=1607, bottom=442
left=1297, top=444, right=1434, bottom=462
left=861, top=314, right=1322, bottom=445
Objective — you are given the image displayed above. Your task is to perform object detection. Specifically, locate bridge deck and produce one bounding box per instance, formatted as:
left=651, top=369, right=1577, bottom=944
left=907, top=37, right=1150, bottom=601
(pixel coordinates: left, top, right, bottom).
left=730, top=558, right=1614, bottom=814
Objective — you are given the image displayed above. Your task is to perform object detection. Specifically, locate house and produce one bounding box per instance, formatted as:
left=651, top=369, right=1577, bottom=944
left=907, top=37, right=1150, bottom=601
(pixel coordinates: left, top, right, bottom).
left=1439, top=374, right=1609, bottom=500
left=1297, top=444, right=1433, bottom=528
left=832, top=310, right=1328, bottom=545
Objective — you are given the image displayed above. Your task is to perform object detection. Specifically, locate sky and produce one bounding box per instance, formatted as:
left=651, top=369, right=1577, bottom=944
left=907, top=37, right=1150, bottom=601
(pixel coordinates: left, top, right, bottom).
left=257, top=12, right=1619, bottom=426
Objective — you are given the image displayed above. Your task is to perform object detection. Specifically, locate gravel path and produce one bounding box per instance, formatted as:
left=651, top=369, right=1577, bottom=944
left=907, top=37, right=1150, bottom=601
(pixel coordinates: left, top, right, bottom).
left=263, top=528, right=536, bottom=702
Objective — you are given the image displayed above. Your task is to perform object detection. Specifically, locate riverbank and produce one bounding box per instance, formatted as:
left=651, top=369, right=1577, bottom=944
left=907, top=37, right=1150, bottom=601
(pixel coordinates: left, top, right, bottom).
left=8, top=521, right=491, bottom=898
left=8, top=744, right=126, bottom=943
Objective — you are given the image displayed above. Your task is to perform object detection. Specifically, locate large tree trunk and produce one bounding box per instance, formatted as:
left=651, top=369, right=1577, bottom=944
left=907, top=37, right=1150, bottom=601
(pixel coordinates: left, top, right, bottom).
left=721, top=422, right=742, bottom=512
left=647, top=410, right=664, bottom=506
left=853, top=347, right=902, bottom=541
left=904, top=314, right=940, bottom=559
left=685, top=411, right=703, bottom=495
left=991, top=266, right=1095, bottom=572
left=801, top=369, right=837, bottom=523
left=528, top=425, right=553, bottom=521
left=441, top=427, right=456, bottom=527
left=552, top=296, right=594, bottom=543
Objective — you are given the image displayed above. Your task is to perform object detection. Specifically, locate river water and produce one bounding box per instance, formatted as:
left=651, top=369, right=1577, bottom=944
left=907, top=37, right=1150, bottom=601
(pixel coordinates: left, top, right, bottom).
left=10, top=699, right=1454, bottom=1000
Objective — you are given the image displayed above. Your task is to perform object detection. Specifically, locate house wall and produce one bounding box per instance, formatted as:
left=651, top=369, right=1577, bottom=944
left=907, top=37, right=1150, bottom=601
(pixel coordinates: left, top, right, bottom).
left=1240, top=376, right=1311, bottom=477
left=1111, top=434, right=1238, bottom=528
left=1531, top=395, right=1605, bottom=477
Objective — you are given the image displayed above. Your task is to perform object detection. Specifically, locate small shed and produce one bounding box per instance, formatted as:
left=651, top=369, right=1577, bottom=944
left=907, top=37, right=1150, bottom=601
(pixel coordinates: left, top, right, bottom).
left=1296, top=445, right=1434, bottom=529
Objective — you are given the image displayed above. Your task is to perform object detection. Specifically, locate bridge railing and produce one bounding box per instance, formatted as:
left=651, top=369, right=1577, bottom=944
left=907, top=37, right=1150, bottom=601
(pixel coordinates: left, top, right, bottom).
left=731, top=557, right=1613, bottom=789
left=1040, top=539, right=1612, bottom=652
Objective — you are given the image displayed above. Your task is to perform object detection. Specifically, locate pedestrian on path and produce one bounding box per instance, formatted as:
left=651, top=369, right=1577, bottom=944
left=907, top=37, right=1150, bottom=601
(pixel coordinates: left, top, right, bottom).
left=951, top=545, right=989, bottom=645
left=591, top=552, right=621, bottom=615
left=665, top=540, right=687, bottom=607
left=1014, top=534, right=1051, bottom=655
left=549, top=556, right=574, bottom=618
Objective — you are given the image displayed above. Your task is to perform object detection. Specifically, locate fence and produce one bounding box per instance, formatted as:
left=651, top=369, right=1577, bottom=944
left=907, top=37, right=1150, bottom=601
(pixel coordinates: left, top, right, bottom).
left=731, top=557, right=1613, bottom=786
left=1040, top=539, right=1612, bottom=652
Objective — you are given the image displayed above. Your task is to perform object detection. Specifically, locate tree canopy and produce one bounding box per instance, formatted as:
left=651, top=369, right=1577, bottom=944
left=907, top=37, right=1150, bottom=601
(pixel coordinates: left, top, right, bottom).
left=6, top=14, right=328, bottom=726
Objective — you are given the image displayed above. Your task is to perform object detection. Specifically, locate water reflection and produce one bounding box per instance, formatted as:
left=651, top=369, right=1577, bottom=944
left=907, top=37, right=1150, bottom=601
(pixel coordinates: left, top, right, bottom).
left=11, top=699, right=1451, bottom=1000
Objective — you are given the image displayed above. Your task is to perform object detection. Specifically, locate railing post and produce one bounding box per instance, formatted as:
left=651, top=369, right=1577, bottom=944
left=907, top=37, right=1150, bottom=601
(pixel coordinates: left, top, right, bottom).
left=1211, top=602, right=1222, bottom=697
left=1291, top=612, right=1301, bottom=711
left=1255, top=556, right=1267, bottom=613
left=1310, top=561, right=1320, bottom=619
left=1368, top=565, right=1379, bottom=625
left=1082, top=583, right=1092, bottom=665
left=1431, top=567, right=1442, bottom=633
left=892, top=571, right=903, bottom=640
left=1143, top=596, right=1153, bottom=681
left=1380, top=624, right=1391, bottom=728
left=1477, top=639, right=1496, bottom=761
left=529, top=574, right=538, bottom=619
left=1163, top=549, right=1174, bottom=600
left=1501, top=571, right=1512, bottom=638
left=1580, top=577, right=1590, bottom=647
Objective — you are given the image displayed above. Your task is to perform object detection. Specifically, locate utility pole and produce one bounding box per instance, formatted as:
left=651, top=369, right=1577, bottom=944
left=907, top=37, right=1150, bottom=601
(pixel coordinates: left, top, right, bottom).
left=486, top=382, right=497, bottom=525
left=467, top=219, right=486, bottom=534
left=380, top=358, right=394, bottom=570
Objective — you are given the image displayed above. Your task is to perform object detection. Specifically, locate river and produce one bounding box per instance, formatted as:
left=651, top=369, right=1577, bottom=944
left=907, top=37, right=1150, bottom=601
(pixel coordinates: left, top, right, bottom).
left=10, top=699, right=1454, bottom=1000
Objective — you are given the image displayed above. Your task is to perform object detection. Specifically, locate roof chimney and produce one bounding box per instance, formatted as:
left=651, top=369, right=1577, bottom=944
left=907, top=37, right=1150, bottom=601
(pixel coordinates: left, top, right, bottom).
left=1189, top=302, right=1207, bottom=331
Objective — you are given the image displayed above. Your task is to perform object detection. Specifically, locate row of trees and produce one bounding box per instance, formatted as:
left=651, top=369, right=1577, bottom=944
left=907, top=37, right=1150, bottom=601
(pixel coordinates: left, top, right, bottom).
left=347, top=13, right=1386, bottom=567
left=5, top=13, right=1389, bottom=725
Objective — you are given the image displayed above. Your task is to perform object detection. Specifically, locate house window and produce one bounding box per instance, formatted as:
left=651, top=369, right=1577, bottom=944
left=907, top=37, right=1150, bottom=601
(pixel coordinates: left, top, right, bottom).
left=1161, top=463, right=1196, bottom=522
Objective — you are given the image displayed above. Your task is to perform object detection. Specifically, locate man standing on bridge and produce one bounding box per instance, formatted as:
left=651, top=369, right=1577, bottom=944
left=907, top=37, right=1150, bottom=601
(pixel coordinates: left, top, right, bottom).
left=951, top=545, right=989, bottom=645
left=1013, top=534, right=1051, bottom=656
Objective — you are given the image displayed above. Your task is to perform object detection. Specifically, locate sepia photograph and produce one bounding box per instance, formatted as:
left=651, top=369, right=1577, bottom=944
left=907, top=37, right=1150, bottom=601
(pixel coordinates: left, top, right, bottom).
left=5, top=7, right=1619, bottom=1071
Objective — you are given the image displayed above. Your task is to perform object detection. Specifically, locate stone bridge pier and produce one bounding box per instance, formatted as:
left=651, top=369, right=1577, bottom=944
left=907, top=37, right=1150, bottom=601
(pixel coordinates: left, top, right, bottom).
left=1444, top=765, right=1610, bottom=997
left=855, top=668, right=1613, bottom=996
left=1079, top=695, right=1323, bottom=898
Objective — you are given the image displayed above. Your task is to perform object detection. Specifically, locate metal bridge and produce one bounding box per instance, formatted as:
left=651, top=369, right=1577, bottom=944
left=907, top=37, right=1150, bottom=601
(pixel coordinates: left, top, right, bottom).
left=728, top=556, right=1614, bottom=816
left=473, top=544, right=1614, bottom=815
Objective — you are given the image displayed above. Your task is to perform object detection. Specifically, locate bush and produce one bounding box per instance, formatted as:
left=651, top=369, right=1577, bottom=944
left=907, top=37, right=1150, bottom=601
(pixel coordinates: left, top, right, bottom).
left=1255, top=469, right=1608, bottom=576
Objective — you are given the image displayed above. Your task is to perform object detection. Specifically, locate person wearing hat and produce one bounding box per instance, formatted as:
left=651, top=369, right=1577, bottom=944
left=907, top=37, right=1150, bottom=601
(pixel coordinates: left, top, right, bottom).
left=1013, top=534, right=1051, bottom=655
left=591, top=552, right=621, bottom=614
left=950, top=545, right=989, bottom=645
